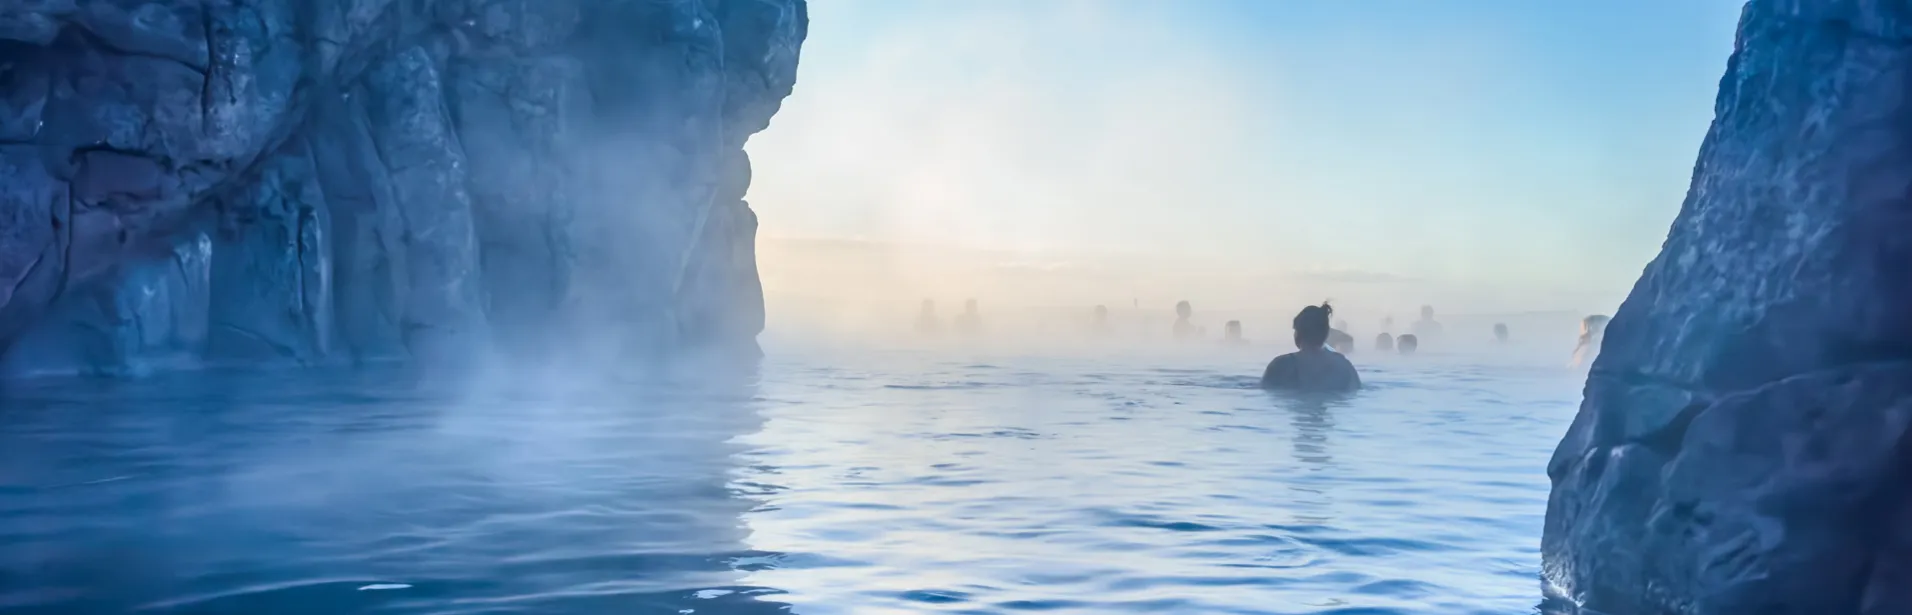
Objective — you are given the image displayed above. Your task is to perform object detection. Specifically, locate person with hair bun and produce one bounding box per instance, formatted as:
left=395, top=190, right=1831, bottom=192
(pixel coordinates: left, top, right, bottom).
left=1259, top=302, right=1362, bottom=392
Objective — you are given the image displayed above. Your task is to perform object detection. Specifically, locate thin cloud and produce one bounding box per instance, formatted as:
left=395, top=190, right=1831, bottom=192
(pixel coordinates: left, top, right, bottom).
left=1283, top=270, right=1424, bottom=284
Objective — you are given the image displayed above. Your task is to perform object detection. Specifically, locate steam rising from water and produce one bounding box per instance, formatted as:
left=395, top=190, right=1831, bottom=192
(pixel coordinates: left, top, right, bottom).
left=742, top=1, right=1642, bottom=358
left=751, top=236, right=1611, bottom=366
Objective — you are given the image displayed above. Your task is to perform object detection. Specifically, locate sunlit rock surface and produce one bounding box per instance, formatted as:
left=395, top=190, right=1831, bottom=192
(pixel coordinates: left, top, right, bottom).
left=0, top=0, right=806, bottom=377
left=1544, top=2, right=1912, bottom=613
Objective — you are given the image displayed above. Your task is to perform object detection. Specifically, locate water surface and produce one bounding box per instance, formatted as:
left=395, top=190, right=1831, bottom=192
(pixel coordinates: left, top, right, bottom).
left=0, top=343, right=1582, bottom=614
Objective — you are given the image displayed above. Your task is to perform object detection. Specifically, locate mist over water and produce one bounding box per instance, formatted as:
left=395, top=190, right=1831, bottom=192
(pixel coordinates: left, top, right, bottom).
left=0, top=368, right=783, bottom=614
left=754, top=236, right=1617, bottom=362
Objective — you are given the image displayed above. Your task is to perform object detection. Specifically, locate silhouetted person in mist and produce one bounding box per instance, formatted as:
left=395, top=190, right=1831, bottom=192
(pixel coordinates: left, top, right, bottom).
left=1494, top=322, right=1510, bottom=343
left=1571, top=314, right=1610, bottom=367
left=1411, top=305, right=1443, bottom=340
left=1327, top=328, right=1355, bottom=354
left=1260, top=303, right=1361, bottom=393
left=1328, top=319, right=1354, bottom=354
left=1172, top=300, right=1203, bottom=340
left=954, top=298, right=982, bottom=336
left=915, top=299, right=940, bottom=334
left=1397, top=334, right=1419, bottom=355
left=1223, top=320, right=1247, bottom=345
left=1375, top=332, right=1395, bottom=351
left=1088, top=304, right=1113, bottom=336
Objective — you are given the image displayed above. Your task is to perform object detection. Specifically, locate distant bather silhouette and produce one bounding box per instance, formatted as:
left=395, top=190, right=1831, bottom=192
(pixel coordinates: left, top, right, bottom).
left=1260, top=303, right=1361, bottom=393
left=1327, top=328, right=1355, bottom=354
left=1493, top=322, right=1509, bottom=343
left=1374, top=332, right=1394, bottom=351
left=914, top=299, right=940, bottom=334
left=1091, top=304, right=1112, bottom=335
left=1172, top=300, right=1203, bottom=340
left=1223, top=320, right=1247, bottom=345
left=1397, top=334, right=1419, bottom=355
left=1411, top=305, right=1443, bottom=340
left=954, top=299, right=982, bottom=336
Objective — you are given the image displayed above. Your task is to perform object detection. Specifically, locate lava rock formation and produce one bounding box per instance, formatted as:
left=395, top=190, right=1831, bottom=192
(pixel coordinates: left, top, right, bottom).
left=0, top=0, right=805, bottom=377
left=1544, top=1, right=1912, bottom=613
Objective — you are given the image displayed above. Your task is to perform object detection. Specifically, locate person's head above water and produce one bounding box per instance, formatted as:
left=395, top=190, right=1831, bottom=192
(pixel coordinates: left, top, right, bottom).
left=1494, top=322, right=1509, bottom=342
left=1224, top=320, right=1243, bottom=340
left=1397, top=334, right=1419, bottom=354
left=1175, top=300, right=1192, bottom=320
left=1375, top=332, right=1395, bottom=351
left=1334, top=319, right=1350, bottom=332
left=1420, top=305, right=1435, bottom=321
left=1292, top=303, right=1333, bottom=350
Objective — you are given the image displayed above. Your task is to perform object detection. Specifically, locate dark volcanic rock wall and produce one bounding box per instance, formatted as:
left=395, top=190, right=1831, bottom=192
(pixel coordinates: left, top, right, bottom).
left=1544, top=1, right=1912, bottom=613
left=0, top=0, right=806, bottom=377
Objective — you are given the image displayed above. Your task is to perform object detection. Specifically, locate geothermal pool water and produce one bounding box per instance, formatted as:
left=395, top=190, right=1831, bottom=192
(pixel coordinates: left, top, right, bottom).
left=0, top=342, right=1584, bottom=614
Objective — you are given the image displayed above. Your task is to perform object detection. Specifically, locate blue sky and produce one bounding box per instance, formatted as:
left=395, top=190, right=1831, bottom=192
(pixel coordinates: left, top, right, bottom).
left=746, top=0, right=1747, bottom=314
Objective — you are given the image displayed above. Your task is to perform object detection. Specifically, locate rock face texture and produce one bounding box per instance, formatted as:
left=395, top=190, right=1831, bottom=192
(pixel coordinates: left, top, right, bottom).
left=0, top=0, right=805, bottom=377
left=1544, top=2, right=1912, bottom=613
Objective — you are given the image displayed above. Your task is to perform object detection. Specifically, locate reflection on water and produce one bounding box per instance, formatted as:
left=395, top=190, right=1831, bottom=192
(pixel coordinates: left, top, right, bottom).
left=2, top=348, right=1584, bottom=614
left=1287, top=396, right=1338, bottom=466
left=1284, top=396, right=1340, bottom=528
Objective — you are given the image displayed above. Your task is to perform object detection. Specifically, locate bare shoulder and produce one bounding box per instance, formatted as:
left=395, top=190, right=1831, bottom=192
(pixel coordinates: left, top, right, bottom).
left=1260, top=352, right=1295, bottom=385
left=1334, top=350, right=1362, bottom=388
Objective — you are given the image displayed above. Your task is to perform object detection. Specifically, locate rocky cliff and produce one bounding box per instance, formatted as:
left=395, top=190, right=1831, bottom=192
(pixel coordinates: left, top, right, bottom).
left=0, top=0, right=804, bottom=377
left=1543, top=1, right=1912, bottom=613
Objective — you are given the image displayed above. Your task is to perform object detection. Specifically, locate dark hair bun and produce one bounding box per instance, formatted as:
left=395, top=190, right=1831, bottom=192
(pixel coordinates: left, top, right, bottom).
left=1294, top=304, right=1332, bottom=332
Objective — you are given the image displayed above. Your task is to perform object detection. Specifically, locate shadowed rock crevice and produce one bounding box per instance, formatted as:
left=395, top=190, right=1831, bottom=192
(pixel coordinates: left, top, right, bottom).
left=0, top=0, right=808, bottom=377
left=1544, top=2, right=1912, bottom=612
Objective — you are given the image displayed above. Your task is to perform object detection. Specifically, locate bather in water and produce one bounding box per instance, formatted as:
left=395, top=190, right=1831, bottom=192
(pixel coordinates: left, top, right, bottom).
left=1493, top=323, right=1509, bottom=343
left=1374, top=332, right=1394, bottom=351
left=1329, top=319, right=1354, bottom=353
left=1327, top=328, right=1355, bottom=354
left=1172, top=300, right=1204, bottom=340
left=1222, top=320, right=1248, bottom=345
left=1570, top=314, right=1609, bottom=367
left=1396, top=334, right=1419, bottom=355
left=914, top=299, right=941, bottom=334
left=1411, top=305, right=1443, bottom=340
left=1259, top=303, right=1361, bottom=393
left=1090, top=305, right=1113, bottom=335
left=954, top=299, right=983, bottom=336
